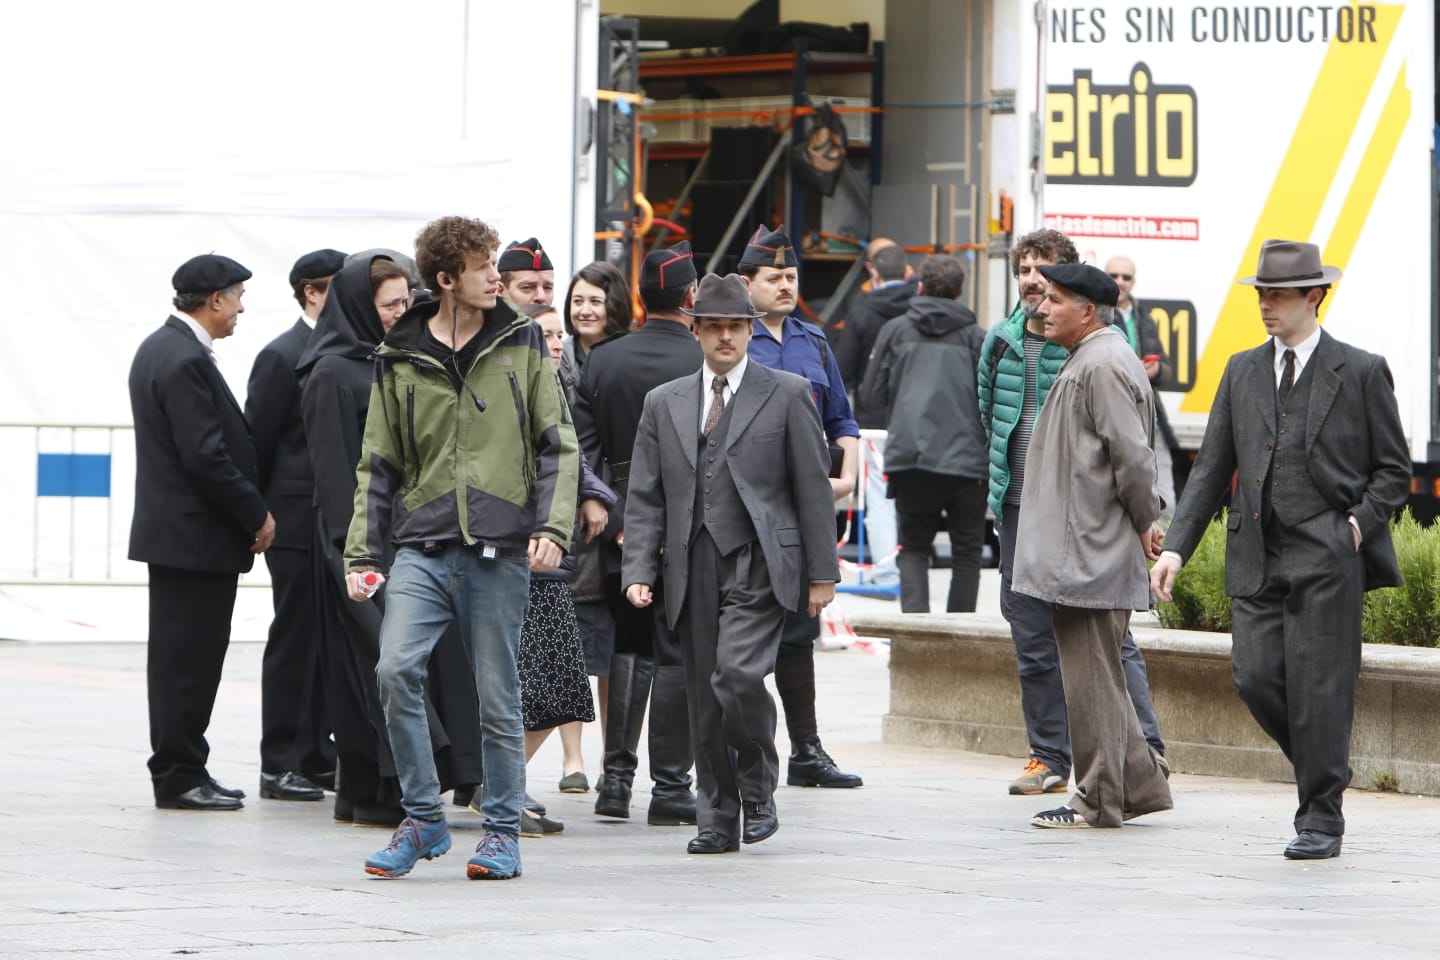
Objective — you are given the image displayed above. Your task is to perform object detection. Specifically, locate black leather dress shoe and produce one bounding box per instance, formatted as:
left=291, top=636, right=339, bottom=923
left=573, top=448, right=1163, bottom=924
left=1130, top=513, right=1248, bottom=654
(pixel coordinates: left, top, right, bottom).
left=208, top=778, right=245, bottom=800
left=305, top=770, right=336, bottom=792
left=157, top=784, right=243, bottom=811
left=687, top=831, right=739, bottom=854
left=1284, top=830, right=1343, bottom=860
left=647, top=792, right=698, bottom=826
left=787, top=736, right=864, bottom=788
left=742, top=800, right=778, bottom=844
left=260, top=771, right=325, bottom=801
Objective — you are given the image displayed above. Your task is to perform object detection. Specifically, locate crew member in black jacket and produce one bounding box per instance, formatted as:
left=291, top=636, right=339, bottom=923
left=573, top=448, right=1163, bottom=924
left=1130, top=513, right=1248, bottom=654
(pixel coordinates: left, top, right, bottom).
left=571, top=242, right=700, bottom=825
left=244, top=248, right=346, bottom=801
left=129, top=254, right=274, bottom=811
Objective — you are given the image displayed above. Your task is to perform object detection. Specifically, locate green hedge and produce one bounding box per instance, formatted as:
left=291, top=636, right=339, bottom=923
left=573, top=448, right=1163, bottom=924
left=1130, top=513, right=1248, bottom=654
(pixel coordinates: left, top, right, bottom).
left=1155, top=509, right=1440, bottom=648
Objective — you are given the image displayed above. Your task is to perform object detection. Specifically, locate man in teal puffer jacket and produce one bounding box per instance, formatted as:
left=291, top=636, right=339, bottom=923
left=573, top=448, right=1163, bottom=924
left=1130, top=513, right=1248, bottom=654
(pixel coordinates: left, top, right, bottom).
left=977, top=229, right=1166, bottom=798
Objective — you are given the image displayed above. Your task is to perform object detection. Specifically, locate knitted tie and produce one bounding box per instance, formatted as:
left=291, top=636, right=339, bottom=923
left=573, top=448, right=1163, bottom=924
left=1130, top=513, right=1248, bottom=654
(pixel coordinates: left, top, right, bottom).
left=703, top=375, right=728, bottom=436
left=1278, top=349, right=1296, bottom=405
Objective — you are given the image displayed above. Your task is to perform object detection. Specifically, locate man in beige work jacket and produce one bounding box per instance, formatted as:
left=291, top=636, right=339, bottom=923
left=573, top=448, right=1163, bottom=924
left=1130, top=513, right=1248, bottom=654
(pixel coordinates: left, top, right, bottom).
left=1011, top=263, right=1172, bottom=830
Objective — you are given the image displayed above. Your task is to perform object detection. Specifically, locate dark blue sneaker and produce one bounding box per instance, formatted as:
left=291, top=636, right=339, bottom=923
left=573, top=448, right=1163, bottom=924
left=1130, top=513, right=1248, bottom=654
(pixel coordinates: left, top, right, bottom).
left=466, top=831, right=522, bottom=879
left=364, top=817, right=451, bottom=878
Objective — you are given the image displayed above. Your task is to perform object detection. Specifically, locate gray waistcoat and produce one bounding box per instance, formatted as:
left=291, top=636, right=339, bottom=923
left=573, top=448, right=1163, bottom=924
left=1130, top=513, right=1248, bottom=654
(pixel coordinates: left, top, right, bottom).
left=691, top=396, right=757, bottom=555
left=1266, top=362, right=1331, bottom=526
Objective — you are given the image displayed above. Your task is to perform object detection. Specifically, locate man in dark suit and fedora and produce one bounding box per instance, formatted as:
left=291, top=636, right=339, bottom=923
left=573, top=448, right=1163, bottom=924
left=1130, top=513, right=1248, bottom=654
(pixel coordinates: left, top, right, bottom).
left=1152, top=239, right=1411, bottom=859
left=129, top=253, right=276, bottom=811
left=244, top=248, right=346, bottom=802
left=622, top=273, right=839, bottom=854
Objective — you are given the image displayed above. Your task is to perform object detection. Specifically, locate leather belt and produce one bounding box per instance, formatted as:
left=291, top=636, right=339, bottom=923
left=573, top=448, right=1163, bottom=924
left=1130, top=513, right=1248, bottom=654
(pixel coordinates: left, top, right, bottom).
left=607, top=459, right=631, bottom=485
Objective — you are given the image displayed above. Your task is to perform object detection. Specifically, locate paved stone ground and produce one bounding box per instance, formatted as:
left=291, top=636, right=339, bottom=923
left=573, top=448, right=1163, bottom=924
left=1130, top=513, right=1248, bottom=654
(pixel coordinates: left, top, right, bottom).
left=5, top=577, right=1440, bottom=958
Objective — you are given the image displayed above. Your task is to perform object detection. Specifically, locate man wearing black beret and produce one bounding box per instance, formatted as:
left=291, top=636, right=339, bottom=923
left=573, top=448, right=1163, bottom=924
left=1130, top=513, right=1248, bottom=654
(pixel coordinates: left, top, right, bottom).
left=1010, top=262, right=1172, bottom=831
left=244, top=249, right=347, bottom=802
left=129, top=253, right=275, bottom=811
left=498, top=238, right=556, bottom=306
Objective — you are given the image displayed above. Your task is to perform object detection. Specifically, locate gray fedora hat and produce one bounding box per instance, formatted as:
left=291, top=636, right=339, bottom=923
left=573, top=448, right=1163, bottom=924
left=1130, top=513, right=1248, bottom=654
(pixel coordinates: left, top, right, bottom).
left=1238, top=239, right=1342, bottom=287
left=681, top=272, right=764, bottom=319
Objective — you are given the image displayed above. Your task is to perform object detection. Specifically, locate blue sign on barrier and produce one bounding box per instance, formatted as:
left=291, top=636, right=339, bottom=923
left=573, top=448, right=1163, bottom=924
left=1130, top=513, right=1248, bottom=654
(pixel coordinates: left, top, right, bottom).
left=37, top=453, right=112, bottom=498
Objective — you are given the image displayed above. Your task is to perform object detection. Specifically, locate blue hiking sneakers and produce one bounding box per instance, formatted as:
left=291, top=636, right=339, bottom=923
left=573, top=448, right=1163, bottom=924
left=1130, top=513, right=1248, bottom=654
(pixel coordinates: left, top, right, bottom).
left=466, top=831, right=522, bottom=880
left=364, top=816, right=452, bottom=878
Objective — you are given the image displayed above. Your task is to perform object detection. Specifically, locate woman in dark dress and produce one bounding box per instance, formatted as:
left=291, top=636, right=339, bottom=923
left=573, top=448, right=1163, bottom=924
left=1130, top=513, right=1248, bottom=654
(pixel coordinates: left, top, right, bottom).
left=559, top=263, right=633, bottom=790
left=296, top=253, right=484, bottom=826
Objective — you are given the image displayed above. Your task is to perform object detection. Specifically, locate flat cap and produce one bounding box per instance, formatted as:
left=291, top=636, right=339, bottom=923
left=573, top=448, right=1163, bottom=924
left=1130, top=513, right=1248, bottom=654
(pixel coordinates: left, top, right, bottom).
left=288, top=248, right=347, bottom=287
left=738, top=225, right=797, bottom=269
left=497, top=238, right=554, bottom=273
left=640, top=241, right=697, bottom=291
left=172, top=254, right=252, bottom=294
left=1038, top=262, right=1118, bottom=307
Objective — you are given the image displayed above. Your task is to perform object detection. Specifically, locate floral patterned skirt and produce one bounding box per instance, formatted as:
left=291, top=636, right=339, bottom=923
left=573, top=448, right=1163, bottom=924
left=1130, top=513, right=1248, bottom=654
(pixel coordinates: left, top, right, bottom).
left=518, top=579, right=596, bottom=731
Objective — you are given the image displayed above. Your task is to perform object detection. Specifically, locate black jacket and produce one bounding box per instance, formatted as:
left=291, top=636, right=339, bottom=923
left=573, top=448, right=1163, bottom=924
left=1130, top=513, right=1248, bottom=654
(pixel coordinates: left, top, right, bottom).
left=296, top=256, right=388, bottom=560
left=572, top=317, right=703, bottom=563
left=837, top=277, right=917, bottom=402
left=1128, top=300, right=1180, bottom=452
left=858, top=296, right=988, bottom=480
left=245, top=318, right=314, bottom=550
left=128, top=316, right=267, bottom=572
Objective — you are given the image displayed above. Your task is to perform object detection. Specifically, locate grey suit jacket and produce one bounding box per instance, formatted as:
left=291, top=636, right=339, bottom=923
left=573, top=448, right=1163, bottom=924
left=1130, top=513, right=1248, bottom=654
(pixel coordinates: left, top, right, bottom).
left=622, top=360, right=840, bottom=628
left=1166, top=330, right=1411, bottom=596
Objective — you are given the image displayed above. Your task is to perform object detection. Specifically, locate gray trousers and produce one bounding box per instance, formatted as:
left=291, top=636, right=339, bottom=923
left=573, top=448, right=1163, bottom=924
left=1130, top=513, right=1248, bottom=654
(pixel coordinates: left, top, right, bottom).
left=999, top=505, right=1164, bottom=777
left=1053, top=606, right=1173, bottom=827
left=1231, top=512, right=1364, bottom=836
left=680, top=530, right=783, bottom=840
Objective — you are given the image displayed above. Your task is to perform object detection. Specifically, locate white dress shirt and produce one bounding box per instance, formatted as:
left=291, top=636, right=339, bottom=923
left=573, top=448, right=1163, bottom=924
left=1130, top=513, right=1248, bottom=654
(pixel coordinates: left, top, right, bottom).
left=1272, top=326, right=1321, bottom=387
left=699, top=355, right=747, bottom=434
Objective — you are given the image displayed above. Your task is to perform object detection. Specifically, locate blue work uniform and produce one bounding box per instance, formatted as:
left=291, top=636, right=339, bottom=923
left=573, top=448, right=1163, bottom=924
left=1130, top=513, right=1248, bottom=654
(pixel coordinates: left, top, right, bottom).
left=749, top=315, right=860, bottom=444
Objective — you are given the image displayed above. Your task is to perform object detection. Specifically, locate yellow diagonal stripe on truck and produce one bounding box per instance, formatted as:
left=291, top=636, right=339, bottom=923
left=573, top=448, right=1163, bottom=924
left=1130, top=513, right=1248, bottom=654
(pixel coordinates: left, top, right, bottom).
left=1180, top=2, right=1401, bottom=412
left=1323, top=65, right=1411, bottom=286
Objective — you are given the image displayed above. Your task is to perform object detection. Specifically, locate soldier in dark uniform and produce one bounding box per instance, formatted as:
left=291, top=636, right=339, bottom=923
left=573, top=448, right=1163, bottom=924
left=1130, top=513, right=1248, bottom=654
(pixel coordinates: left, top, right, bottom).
left=244, top=248, right=345, bottom=802
left=738, top=226, right=864, bottom=789
left=571, top=242, right=701, bottom=826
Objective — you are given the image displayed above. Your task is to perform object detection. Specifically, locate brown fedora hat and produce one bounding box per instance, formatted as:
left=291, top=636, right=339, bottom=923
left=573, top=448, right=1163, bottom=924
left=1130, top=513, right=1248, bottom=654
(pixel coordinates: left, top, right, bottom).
left=1237, top=239, right=1342, bottom=287
left=681, top=273, right=765, bottom=320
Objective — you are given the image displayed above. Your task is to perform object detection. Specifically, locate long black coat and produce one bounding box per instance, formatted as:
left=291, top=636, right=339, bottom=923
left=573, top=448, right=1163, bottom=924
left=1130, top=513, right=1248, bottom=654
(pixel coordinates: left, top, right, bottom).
left=245, top=319, right=314, bottom=550
left=128, top=316, right=266, bottom=572
left=297, top=256, right=484, bottom=800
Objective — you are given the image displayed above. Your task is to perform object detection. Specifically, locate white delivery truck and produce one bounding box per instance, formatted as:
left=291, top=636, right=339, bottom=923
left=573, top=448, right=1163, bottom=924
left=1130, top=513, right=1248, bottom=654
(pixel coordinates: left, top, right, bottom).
left=1037, top=1, right=1437, bottom=513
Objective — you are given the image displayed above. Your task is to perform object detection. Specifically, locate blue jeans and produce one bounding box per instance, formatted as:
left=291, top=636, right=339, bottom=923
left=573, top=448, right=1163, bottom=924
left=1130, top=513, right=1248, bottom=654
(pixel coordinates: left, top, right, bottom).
left=376, top=543, right=530, bottom=834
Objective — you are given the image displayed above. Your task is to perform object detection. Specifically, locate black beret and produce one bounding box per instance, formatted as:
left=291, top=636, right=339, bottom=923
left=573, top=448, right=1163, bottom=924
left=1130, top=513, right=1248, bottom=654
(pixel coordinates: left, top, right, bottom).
left=738, top=225, right=797, bottom=269
left=288, top=248, right=347, bottom=287
left=172, top=254, right=253, bottom=294
left=497, top=238, right=554, bottom=273
left=1037, top=262, right=1119, bottom=307
left=640, top=241, right=697, bottom=291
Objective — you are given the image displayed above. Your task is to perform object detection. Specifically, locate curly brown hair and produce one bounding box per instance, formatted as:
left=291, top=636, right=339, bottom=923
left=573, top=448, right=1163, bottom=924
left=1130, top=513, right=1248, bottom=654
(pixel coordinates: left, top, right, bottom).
left=1009, top=228, right=1078, bottom=277
left=413, top=217, right=500, bottom=294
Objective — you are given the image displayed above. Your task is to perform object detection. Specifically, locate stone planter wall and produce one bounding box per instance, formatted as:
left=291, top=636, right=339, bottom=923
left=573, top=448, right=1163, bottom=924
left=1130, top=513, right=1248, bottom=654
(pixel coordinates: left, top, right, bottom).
left=851, top=612, right=1440, bottom=795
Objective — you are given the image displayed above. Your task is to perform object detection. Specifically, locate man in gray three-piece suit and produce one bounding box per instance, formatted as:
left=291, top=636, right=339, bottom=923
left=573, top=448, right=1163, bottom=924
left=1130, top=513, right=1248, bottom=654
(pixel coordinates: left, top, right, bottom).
left=1152, top=239, right=1411, bottom=861
left=623, top=273, right=840, bottom=855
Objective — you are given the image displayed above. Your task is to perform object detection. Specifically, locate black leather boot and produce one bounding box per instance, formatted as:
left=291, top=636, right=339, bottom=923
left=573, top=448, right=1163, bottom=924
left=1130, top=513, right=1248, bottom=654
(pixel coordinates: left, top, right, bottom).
left=787, top=735, right=864, bottom=788
left=595, top=653, right=653, bottom=818
left=646, top=664, right=697, bottom=825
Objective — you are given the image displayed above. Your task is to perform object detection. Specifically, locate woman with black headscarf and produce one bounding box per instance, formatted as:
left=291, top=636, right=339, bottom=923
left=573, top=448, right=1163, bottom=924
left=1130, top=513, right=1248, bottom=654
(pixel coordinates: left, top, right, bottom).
left=296, top=253, right=484, bottom=826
